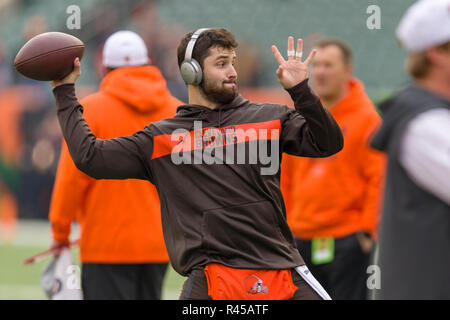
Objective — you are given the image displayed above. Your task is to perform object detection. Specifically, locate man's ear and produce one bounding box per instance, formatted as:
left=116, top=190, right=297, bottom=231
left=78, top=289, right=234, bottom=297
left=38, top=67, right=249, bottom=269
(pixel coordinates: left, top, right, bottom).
left=426, top=46, right=447, bottom=68
left=426, top=47, right=437, bottom=64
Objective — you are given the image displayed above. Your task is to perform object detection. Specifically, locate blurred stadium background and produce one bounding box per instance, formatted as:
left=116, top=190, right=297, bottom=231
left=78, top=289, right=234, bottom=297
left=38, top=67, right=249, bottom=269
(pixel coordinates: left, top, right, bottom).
left=0, top=0, right=415, bottom=300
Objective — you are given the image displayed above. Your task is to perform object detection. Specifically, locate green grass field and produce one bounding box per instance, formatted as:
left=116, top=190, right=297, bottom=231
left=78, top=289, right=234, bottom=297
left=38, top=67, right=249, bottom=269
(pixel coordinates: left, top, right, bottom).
left=0, top=220, right=185, bottom=300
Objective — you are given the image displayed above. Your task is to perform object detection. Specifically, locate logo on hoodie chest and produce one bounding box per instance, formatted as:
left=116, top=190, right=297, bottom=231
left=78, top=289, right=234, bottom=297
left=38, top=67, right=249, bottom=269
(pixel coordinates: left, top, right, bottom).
left=196, top=126, right=238, bottom=149
left=152, top=120, right=282, bottom=175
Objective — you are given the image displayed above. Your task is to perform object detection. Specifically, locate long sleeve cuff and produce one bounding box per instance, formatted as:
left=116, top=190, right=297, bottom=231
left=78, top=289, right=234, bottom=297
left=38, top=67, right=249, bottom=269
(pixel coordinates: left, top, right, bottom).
left=51, top=221, right=71, bottom=243
left=285, top=78, right=321, bottom=111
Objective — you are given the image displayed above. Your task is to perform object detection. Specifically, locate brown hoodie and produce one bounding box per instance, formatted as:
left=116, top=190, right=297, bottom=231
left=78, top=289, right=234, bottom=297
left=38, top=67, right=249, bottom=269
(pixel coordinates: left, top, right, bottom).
left=52, top=78, right=343, bottom=275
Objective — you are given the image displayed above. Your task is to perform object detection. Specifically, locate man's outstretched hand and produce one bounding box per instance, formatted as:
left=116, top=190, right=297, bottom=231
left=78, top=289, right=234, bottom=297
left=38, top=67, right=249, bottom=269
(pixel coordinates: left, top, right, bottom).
left=272, top=36, right=316, bottom=89
left=51, top=57, right=81, bottom=88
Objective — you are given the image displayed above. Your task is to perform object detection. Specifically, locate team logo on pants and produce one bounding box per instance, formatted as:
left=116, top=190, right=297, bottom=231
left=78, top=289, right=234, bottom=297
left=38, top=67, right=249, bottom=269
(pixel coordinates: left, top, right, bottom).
left=244, top=275, right=268, bottom=295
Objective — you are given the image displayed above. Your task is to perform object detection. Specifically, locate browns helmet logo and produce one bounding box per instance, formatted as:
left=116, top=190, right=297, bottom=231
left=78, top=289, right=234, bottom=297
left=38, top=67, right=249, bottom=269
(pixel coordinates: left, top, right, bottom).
left=244, top=275, right=268, bottom=295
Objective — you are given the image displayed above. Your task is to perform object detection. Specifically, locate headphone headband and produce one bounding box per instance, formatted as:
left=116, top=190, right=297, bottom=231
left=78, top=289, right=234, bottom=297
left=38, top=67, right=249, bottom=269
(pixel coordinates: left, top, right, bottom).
left=184, top=28, right=210, bottom=62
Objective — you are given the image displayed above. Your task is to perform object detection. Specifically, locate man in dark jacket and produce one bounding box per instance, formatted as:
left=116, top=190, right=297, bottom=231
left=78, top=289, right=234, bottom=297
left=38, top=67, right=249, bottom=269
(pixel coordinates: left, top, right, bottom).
left=371, top=0, right=450, bottom=299
left=50, top=28, right=343, bottom=300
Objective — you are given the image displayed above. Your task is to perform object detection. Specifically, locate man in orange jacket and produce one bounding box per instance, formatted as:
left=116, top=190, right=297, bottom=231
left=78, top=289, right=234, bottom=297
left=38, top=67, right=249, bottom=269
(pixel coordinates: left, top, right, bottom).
left=286, top=38, right=385, bottom=300
left=49, top=30, right=182, bottom=300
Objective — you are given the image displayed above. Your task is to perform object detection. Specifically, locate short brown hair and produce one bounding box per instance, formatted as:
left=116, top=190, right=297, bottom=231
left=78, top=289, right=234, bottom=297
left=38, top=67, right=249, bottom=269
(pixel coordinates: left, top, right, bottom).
left=315, top=38, right=353, bottom=66
left=406, top=41, right=450, bottom=79
left=177, top=28, right=238, bottom=69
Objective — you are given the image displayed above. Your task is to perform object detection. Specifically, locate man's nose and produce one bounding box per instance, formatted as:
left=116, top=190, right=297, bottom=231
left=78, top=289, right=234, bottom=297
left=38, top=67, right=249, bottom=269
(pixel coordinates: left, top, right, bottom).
left=227, top=65, right=238, bottom=79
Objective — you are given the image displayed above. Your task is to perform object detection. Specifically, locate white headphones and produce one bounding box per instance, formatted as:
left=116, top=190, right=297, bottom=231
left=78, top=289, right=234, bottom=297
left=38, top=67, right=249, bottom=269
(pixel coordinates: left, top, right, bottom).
left=180, top=28, right=210, bottom=85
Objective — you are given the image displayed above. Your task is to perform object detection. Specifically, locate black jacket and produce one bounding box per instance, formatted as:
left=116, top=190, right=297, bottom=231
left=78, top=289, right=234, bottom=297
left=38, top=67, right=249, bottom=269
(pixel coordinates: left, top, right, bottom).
left=371, top=84, right=450, bottom=299
left=53, top=79, right=343, bottom=276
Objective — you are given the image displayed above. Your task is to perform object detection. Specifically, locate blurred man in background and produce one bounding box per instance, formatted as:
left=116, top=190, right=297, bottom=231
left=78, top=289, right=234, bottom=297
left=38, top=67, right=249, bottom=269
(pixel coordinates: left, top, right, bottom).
left=0, top=83, right=22, bottom=242
left=49, top=30, right=181, bottom=300
left=287, top=38, right=385, bottom=299
left=372, top=0, right=450, bottom=299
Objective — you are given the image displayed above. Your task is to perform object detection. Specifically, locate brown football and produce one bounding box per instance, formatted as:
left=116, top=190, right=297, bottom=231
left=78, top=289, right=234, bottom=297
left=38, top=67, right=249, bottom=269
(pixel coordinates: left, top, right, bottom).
left=14, top=32, right=85, bottom=81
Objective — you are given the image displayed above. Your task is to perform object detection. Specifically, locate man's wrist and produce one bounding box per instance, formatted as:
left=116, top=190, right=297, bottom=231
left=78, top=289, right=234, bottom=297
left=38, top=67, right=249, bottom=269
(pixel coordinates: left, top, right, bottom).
left=285, top=78, right=309, bottom=93
left=52, top=83, right=80, bottom=111
left=285, top=78, right=320, bottom=110
left=52, top=83, right=75, bottom=92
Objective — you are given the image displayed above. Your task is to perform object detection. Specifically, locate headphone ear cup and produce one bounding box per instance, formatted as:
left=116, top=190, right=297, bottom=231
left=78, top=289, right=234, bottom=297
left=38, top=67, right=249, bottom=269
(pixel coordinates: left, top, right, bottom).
left=190, top=59, right=203, bottom=85
left=180, top=59, right=203, bottom=85
left=180, top=61, right=195, bottom=85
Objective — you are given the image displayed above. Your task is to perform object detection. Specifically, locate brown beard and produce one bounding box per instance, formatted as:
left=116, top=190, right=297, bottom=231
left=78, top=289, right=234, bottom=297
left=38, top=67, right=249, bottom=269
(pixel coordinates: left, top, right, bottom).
left=200, top=76, right=238, bottom=105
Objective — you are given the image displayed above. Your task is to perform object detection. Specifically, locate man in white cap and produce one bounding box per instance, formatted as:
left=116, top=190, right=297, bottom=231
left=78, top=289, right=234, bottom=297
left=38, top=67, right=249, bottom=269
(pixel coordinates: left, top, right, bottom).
left=49, top=30, right=181, bottom=299
left=371, top=0, right=450, bottom=299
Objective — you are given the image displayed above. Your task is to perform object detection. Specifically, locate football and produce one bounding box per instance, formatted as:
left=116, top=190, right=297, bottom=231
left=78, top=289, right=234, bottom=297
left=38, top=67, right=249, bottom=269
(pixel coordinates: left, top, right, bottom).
left=14, top=32, right=85, bottom=81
